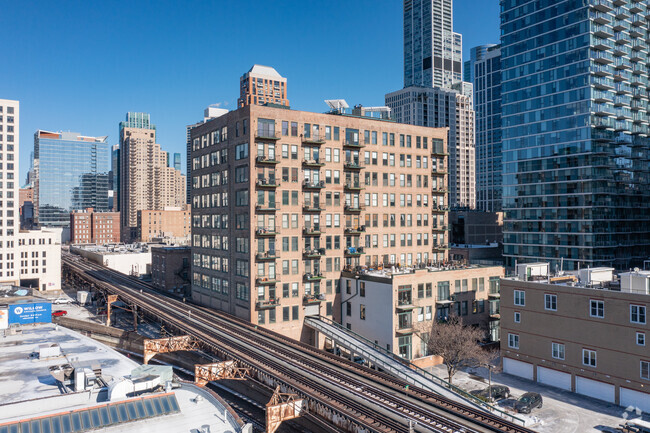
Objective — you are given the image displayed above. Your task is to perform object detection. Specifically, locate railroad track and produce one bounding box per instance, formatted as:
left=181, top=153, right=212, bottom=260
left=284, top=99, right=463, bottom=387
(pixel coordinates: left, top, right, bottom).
left=63, top=253, right=535, bottom=433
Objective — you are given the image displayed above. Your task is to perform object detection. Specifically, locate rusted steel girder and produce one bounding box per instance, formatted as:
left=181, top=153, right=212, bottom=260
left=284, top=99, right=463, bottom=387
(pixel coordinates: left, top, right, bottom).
left=143, top=335, right=199, bottom=364
left=266, top=385, right=306, bottom=433
left=194, top=360, right=250, bottom=386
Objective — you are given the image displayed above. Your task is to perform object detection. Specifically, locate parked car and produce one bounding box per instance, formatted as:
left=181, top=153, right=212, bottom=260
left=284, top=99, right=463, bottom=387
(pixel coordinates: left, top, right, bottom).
left=514, top=392, right=543, bottom=414
left=470, top=385, right=511, bottom=401
left=52, top=310, right=67, bottom=317
left=52, top=297, right=72, bottom=305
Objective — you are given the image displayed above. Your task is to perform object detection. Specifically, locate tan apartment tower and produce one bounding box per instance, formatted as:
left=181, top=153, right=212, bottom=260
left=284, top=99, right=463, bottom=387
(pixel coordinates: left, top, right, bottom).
left=190, top=101, right=450, bottom=345
left=238, top=65, right=289, bottom=108
left=118, top=112, right=186, bottom=241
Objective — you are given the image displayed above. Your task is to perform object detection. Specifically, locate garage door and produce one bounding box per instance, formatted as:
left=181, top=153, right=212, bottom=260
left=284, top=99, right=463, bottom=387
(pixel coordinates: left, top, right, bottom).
left=503, top=358, right=533, bottom=380
left=620, top=388, right=650, bottom=413
left=537, top=366, right=571, bottom=391
left=575, top=376, right=615, bottom=403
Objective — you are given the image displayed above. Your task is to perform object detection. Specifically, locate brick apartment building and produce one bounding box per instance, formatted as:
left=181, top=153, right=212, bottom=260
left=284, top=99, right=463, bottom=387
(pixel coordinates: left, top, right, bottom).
left=137, top=208, right=191, bottom=243
left=70, top=208, right=120, bottom=244
left=151, top=246, right=191, bottom=297
left=190, top=100, right=451, bottom=345
left=501, top=263, right=650, bottom=412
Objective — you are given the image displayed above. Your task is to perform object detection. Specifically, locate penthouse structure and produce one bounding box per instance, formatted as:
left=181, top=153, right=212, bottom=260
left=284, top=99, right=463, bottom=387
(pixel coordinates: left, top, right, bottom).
left=501, top=263, right=650, bottom=412
left=238, top=65, right=289, bottom=108
left=190, top=101, right=450, bottom=344
left=118, top=112, right=186, bottom=241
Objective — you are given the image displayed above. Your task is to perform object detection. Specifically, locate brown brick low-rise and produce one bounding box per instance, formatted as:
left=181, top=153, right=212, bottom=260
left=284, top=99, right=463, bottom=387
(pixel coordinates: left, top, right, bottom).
left=70, top=208, right=120, bottom=244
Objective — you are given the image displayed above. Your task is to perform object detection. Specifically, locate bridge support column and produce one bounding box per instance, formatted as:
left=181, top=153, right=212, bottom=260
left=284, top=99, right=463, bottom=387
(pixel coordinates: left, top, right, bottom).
left=105, top=294, right=118, bottom=327
left=266, top=386, right=305, bottom=433
left=194, top=361, right=249, bottom=386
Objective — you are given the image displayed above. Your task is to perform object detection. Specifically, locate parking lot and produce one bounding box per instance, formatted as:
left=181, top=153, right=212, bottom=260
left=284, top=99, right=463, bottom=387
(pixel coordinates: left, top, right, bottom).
left=427, top=364, right=649, bottom=432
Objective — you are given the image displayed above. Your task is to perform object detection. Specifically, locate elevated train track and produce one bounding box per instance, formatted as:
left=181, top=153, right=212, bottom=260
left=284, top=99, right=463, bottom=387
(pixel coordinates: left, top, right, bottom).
left=63, top=252, right=535, bottom=433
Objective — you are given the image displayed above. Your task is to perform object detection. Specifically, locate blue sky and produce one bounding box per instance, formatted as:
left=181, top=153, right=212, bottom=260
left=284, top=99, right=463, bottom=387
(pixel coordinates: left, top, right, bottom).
left=0, top=1, right=499, bottom=184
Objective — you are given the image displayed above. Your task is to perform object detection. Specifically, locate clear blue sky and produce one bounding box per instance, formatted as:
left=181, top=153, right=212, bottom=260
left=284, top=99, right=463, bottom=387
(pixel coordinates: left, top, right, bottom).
left=1, top=1, right=499, bottom=185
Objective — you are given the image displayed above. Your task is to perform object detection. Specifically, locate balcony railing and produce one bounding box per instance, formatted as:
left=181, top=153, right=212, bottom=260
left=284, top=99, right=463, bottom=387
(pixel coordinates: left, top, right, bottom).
left=303, top=226, right=322, bottom=236
left=302, top=158, right=326, bottom=167
left=256, top=276, right=278, bottom=285
left=256, top=155, right=280, bottom=164
left=255, top=129, right=280, bottom=140
left=345, top=226, right=365, bottom=235
left=343, top=139, right=365, bottom=148
left=301, top=134, right=326, bottom=145
left=344, top=204, right=364, bottom=213
left=344, top=246, right=364, bottom=256
left=303, top=293, right=325, bottom=304
left=255, top=227, right=277, bottom=237
left=343, top=161, right=364, bottom=170
left=256, top=251, right=278, bottom=261
left=256, top=297, right=280, bottom=310
left=344, top=182, right=364, bottom=191
left=256, top=178, right=279, bottom=188
left=255, top=203, right=277, bottom=211
left=303, top=248, right=325, bottom=258
left=302, top=179, right=326, bottom=189
left=303, top=203, right=324, bottom=212
left=304, top=272, right=325, bottom=281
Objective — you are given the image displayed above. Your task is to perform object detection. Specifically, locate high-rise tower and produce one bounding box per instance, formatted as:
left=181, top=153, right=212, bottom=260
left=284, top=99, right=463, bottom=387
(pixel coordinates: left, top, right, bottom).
left=501, top=0, right=650, bottom=270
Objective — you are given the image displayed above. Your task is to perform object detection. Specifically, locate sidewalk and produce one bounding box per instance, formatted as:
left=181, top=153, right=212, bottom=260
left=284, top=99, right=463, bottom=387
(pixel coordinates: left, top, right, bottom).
left=425, top=364, right=648, bottom=433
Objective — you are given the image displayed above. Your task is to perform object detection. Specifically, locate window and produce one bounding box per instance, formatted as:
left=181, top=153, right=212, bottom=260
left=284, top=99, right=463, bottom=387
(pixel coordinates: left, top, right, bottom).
left=360, top=304, right=366, bottom=320
left=552, top=342, right=565, bottom=360
left=631, top=305, right=646, bottom=324
left=514, top=311, right=521, bottom=323
left=544, top=294, right=557, bottom=311
left=508, top=333, right=519, bottom=349
left=514, top=290, right=525, bottom=306
left=642, top=361, right=650, bottom=380
left=637, top=332, right=646, bottom=346
left=590, top=300, right=604, bottom=318
left=582, top=349, right=596, bottom=367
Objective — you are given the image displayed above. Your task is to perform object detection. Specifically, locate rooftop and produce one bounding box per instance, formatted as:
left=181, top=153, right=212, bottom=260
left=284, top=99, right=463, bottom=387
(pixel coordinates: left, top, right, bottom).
left=343, top=262, right=502, bottom=281
left=246, top=64, right=285, bottom=80
left=504, top=262, right=650, bottom=295
left=0, top=324, right=247, bottom=432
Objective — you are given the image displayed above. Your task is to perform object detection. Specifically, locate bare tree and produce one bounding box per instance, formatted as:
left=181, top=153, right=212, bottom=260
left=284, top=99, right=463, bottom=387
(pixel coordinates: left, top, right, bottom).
left=473, top=347, right=502, bottom=401
left=425, top=315, right=485, bottom=386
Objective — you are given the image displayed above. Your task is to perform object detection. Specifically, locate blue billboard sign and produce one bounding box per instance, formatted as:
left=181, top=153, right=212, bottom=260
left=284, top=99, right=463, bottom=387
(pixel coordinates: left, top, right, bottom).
left=8, top=302, right=52, bottom=325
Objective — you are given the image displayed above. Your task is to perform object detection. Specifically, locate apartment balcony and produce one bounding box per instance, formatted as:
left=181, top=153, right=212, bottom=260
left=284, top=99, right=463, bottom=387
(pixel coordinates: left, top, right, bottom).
left=432, top=167, right=448, bottom=175
left=432, top=225, right=450, bottom=232
left=256, top=251, right=278, bottom=261
left=589, top=10, right=611, bottom=25
left=629, top=28, right=644, bottom=38
left=255, top=228, right=277, bottom=237
left=593, top=90, right=614, bottom=103
left=343, top=161, right=365, bottom=170
left=255, top=203, right=277, bottom=212
left=432, top=205, right=450, bottom=213
left=256, top=277, right=278, bottom=285
left=614, top=6, right=630, bottom=19
left=593, top=103, right=616, bottom=116
left=303, top=293, right=325, bottom=305
left=343, top=140, right=365, bottom=149
left=344, top=246, right=364, bottom=256
left=592, top=76, right=615, bottom=90
left=302, top=158, right=326, bottom=167
left=344, top=182, right=364, bottom=191
left=630, top=13, right=645, bottom=26
left=256, top=297, right=280, bottom=310
left=345, top=226, right=365, bottom=235
left=302, top=179, right=326, bottom=189
left=303, top=248, right=325, bottom=259
left=591, top=0, right=613, bottom=12
left=304, top=272, right=325, bottom=282
left=432, top=186, right=449, bottom=194
left=488, top=289, right=501, bottom=299
left=303, top=226, right=323, bottom=236
left=432, top=244, right=450, bottom=252
left=592, top=50, right=615, bottom=64
left=431, top=147, right=449, bottom=157
left=302, top=203, right=324, bottom=212
left=256, top=178, right=280, bottom=188
left=255, top=130, right=281, bottom=140
left=395, top=323, right=414, bottom=335
left=344, top=204, right=364, bottom=213
left=593, top=64, right=613, bottom=76
left=592, top=24, right=614, bottom=39
left=395, top=300, right=416, bottom=311
left=255, top=155, right=280, bottom=165
left=301, top=134, right=326, bottom=145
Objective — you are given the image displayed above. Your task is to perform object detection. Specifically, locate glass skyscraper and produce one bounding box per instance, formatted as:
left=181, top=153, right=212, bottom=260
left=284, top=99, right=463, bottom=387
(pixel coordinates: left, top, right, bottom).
left=501, top=0, right=650, bottom=270
left=403, top=0, right=462, bottom=88
left=34, top=131, right=110, bottom=227
left=468, top=44, right=502, bottom=212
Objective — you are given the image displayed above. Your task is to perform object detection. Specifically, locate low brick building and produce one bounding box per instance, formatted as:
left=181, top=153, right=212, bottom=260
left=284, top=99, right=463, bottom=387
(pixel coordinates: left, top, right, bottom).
left=137, top=208, right=190, bottom=243
left=70, top=208, right=120, bottom=244
left=341, top=264, right=504, bottom=360
left=151, top=246, right=191, bottom=297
